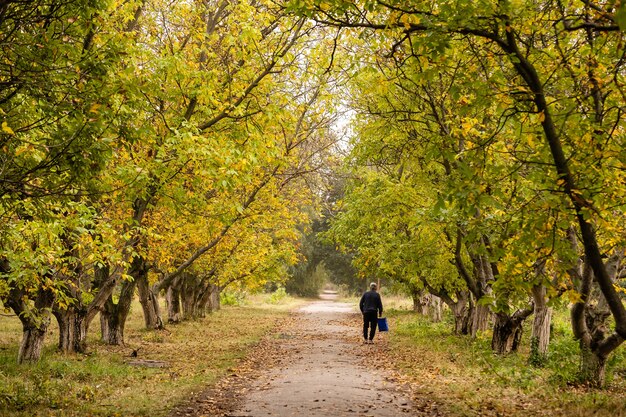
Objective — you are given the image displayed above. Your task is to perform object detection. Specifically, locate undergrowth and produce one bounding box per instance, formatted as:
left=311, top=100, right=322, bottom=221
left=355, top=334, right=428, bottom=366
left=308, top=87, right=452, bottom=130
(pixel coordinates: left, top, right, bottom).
left=387, top=308, right=626, bottom=417
left=0, top=297, right=299, bottom=416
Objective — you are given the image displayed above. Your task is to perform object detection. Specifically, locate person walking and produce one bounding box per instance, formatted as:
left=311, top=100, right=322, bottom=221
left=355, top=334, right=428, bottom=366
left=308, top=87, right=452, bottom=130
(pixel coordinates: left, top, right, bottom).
left=359, top=282, right=383, bottom=344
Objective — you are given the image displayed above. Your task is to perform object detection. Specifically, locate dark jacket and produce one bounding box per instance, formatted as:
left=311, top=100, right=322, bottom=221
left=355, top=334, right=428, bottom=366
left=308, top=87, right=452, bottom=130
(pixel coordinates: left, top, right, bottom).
left=359, top=290, right=383, bottom=315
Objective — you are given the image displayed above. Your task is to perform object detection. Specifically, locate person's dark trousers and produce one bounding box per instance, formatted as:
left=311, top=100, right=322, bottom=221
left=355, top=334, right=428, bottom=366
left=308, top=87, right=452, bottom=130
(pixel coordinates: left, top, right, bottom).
left=363, top=311, right=378, bottom=341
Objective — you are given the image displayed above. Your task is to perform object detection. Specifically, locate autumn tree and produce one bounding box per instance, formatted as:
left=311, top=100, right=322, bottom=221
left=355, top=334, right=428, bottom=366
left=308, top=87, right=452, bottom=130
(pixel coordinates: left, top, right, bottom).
left=0, top=0, right=138, bottom=362
left=1, top=0, right=342, bottom=360
left=291, top=0, right=626, bottom=386
left=95, top=0, right=342, bottom=343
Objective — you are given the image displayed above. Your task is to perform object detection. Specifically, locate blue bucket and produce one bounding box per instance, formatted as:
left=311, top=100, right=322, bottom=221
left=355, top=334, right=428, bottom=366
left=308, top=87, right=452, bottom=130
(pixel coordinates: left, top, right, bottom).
left=377, top=317, right=389, bottom=332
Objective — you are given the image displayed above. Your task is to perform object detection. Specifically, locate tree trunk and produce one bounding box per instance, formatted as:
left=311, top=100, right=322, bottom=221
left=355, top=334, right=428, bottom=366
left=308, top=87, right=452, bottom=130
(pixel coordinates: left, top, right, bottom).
left=166, top=284, right=182, bottom=324
left=425, top=284, right=470, bottom=335
left=74, top=313, right=88, bottom=353
left=530, top=285, right=552, bottom=364
left=192, top=279, right=214, bottom=319
left=468, top=298, right=491, bottom=337
left=209, top=285, right=221, bottom=312
left=429, top=295, right=442, bottom=322
left=579, top=346, right=607, bottom=388
left=453, top=245, right=493, bottom=337
left=54, top=308, right=88, bottom=353
left=100, top=279, right=136, bottom=345
left=180, top=273, right=199, bottom=320
left=451, top=292, right=470, bottom=335
left=180, top=273, right=212, bottom=320
left=196, top=287, right=211, bottom=318
left=137, top=272, right=162, bottom=329
left=570, top=248, right=623, bottom=387
left=411, top=289, right=430, bottom=316
left=7, top=287, right=55, bottom=364
left=180, top=289, right=197, bottom=320
left=18, top=325, right=48, bottom=364
left=205, top=284, right=221, bottom=313
left=54, top=309, right=73, bottom=352
left=491, top=312, right=524, bottom=354
left=418, top=293, right=430, bottom=316
left=411, top=289, right=420, bottom=312
left=100, top=307, right=122, bottom=345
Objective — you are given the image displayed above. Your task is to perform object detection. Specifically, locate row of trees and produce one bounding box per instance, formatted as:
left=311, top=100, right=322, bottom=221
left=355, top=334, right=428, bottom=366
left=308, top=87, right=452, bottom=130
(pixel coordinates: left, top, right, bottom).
left=3, top=0, right=625, bottom=390
left=297, top=0, right=626, bottom=387
left=0, top=0, right=339, bottom=363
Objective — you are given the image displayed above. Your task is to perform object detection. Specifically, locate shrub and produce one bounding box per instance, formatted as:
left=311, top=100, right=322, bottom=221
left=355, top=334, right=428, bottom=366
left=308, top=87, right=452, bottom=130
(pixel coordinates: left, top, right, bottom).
left=268, top=287, right=288, bottom=304
left=221, top=291, right=246, bottom=306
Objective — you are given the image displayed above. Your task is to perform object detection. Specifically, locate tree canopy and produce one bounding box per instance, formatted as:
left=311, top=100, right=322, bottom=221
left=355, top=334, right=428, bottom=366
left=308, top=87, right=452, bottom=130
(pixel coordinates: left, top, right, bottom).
left=2, top=0, right=626, bottom=390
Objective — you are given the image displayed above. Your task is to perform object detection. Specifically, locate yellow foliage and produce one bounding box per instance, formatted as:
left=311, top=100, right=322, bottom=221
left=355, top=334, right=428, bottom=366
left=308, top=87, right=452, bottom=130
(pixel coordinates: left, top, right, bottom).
left=2, top=121, right=14, bottom=135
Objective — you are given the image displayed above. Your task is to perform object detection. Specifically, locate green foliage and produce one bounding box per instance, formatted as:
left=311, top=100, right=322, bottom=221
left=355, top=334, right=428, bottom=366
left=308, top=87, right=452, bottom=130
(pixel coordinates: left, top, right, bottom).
left=616, top=2, right=626, bottom=32
left=267, top=287, right=289, bottom=304
left=544, top=336, right=580, bottom=386
left=312, top=0, right=626, bottom=387
left=388, top=308, right=626, bottom=414
left=220, top=291, right=247, bottom=306
left=1, top=0, right=340, bottom=362
left=287, top=261, right=328, bottom=297
left=287, top=182, right=361, bottom=296
left=528, top=337, right=547, bottom=368
left=2, top=0, right=625, bottom=404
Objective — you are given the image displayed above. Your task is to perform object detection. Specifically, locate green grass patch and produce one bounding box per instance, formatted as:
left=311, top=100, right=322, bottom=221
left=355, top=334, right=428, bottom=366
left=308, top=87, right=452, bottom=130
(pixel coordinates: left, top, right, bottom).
left=0, top=295, right=303, bottom=416
left=387, top=308, right=626, bottom=417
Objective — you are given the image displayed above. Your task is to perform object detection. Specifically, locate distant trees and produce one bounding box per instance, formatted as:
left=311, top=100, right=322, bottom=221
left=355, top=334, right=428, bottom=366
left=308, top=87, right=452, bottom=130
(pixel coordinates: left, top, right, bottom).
left=287, top=178, right=361, bottom=297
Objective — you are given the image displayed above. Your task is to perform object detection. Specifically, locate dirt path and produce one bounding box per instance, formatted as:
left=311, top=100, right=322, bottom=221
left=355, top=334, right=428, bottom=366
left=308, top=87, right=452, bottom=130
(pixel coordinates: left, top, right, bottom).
left=170, top=294, right=438, bottom=417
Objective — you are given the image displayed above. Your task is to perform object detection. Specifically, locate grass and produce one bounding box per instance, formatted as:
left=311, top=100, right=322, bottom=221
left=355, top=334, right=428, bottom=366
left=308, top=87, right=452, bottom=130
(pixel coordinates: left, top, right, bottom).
left=386, top=307, right=626, bottom=417
left=0, top=293, right=304, bottom=416
left=4, top=291, right=625, bottom=416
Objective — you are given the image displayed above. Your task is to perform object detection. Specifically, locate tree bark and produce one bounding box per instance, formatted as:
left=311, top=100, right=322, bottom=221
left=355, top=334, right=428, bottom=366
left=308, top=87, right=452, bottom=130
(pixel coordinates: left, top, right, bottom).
left=411, top=291, right=420, bottom=312
left=100, top=278, right=136, bottom=345
left=53, top=308, right=88, bottom=353
left=209, top=285, right=221, bottom=312
left=422, top=280, right=470, bottom=335
left=54, top=311, right=73, bottom=352
left=570, top=246, right=624, bottom=386
left=450, top=291, right=470, bottom=335
left=99, top=307, right=120, bottom=345
left=18, top=326, right=48, bottom=364
left=468, top=297, right=491, bottom=337
left=180, top=290, right=197, bottom=320
left=194, top=279, right=214, bottom=318
left=491, top=306, right=534, bottom=354
left=452, top=234, right=494, bottom=337
left=135, top=263, right=162, bottom=330
left=579, top=346, right=607, bottom=388
left=417, top=292, right=443, bottom=321
left=6, top=286, right=55, bottom=363
left=492, top=313, right=524, bottom=354
left=417, top=291, right=430, bottom=316
left=530, top=284, right=552, bottom=363
left=166, top=282, right=182, bottom=324
left=180, top=273, right=200, bottom=320
left=429, top=295, right=442, bottom=322
left=180, top=273, right=216, bottom=319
